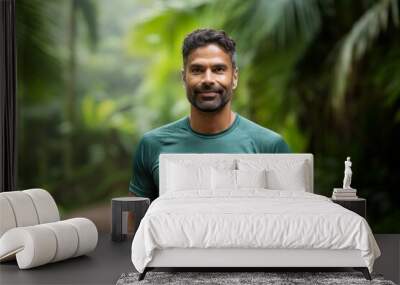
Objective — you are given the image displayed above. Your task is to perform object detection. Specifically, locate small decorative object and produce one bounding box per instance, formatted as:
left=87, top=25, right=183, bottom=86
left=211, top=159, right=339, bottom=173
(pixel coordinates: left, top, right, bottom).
left=343, top=156, right=353, bottom=189
left=332, top=157, right=357, bottom=200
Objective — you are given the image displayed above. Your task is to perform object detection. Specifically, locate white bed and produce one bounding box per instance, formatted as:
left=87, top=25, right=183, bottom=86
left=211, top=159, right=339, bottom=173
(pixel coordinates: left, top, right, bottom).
left=131, top=154, right=380, bottom=280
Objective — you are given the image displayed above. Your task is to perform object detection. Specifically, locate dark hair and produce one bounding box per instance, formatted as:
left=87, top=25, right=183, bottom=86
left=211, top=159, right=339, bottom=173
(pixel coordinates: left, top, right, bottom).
left=182, top=28, right=236, bottom=68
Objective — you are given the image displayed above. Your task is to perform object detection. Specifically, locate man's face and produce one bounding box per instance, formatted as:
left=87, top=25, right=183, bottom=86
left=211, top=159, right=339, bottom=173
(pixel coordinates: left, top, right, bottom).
left=182, top=44, right=238, bottom=113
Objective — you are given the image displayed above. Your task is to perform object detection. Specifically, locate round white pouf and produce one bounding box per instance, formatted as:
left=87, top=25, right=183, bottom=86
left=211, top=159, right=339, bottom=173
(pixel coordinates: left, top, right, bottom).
left=0, top=191, right=39, bottom=227
left=0, top=218, right=98, bottom=269
left=42, top=221, right=79, bottom=262
left=0, top=226, right=57, bottom=269
left=0, top=196, right=17, bottom=237
left=23, top=189, right=60, bottom=223
left=0, top=188, right=98, bottom=269
left=63, top=218, right=98, bottom=257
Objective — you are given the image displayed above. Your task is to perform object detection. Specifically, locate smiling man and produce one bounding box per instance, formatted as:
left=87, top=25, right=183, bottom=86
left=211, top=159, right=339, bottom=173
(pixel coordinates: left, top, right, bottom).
left=129, top=28, right=290, bottom=201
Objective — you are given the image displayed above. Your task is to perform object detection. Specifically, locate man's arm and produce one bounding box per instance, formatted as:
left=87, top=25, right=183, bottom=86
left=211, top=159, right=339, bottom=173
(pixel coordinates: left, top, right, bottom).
left=129, top=136, right=158, bottom=198
left=127, top=136, right=157, bottom=233
left=273, top=135, right=291, bottom=153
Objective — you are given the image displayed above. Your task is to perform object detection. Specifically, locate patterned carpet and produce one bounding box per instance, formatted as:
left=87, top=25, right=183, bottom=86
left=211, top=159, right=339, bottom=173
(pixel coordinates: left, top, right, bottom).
left=116, top=271, right=396, bottom=285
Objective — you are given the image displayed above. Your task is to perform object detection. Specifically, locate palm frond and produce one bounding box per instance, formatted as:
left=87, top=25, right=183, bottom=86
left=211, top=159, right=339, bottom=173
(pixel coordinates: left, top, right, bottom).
left=332, top=0, right=399, bottom=109
left=216, top=0, right=327, bottom=62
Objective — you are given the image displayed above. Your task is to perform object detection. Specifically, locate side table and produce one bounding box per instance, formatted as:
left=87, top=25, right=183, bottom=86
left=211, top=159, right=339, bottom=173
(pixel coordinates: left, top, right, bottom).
left=111, top=197, right=150, bottom=242
left=331, top=197, right=366, bottom=219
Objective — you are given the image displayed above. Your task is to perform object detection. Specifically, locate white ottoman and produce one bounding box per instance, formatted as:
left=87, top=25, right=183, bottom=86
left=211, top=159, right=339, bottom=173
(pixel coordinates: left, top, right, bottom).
left=0, top=189, right=98, bottom=269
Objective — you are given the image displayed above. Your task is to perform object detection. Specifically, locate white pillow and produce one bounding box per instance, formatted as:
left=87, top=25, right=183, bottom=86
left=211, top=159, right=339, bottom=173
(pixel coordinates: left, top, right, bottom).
left=237, top=159, right=308, bottom=191
left=211, top=169, right=268, bottom=190
left=236, top=169, right=267, bottom=188
left=212, top=169, right=236, bottom=190
left=266, top=167, right=306, bottom=191
left=166, top=158, right=236, bottom=170
left=167, top=162, right=212, bottom=191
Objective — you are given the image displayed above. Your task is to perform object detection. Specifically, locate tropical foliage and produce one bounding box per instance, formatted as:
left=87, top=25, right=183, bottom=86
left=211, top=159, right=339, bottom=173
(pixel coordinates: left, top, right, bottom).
left=17, top=0, right=400, bottom=232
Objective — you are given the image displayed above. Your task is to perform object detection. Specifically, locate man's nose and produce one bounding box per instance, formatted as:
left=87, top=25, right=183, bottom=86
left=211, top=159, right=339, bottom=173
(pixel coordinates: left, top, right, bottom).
left=202, top=69, right=215, bottom=85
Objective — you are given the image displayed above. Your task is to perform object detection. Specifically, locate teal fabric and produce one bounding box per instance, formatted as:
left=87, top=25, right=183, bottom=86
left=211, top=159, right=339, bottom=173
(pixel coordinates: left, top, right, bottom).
left=129, top=114, right=290, bottom=200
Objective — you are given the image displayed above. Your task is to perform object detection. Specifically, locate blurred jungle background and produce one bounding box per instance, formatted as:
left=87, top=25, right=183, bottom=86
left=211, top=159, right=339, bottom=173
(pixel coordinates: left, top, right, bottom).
left=16, top=0, right=400, bottom=232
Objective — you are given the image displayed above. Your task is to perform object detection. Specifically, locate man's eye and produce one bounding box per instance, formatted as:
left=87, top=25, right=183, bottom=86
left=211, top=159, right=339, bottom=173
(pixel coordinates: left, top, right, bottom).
left=191, top=68, right=201, bottom=73
left=214, top=67, right=225, bottom=73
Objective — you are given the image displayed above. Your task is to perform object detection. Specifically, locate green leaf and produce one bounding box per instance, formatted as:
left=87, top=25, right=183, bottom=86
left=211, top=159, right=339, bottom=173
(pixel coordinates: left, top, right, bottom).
left=332, top=0, right=400, bottom=110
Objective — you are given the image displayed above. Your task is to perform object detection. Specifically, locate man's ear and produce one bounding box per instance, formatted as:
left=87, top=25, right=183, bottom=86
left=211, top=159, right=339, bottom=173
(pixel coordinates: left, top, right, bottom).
left=181, top=68, right=186, bottom=84
left=232, top=67, right=239, bottom=90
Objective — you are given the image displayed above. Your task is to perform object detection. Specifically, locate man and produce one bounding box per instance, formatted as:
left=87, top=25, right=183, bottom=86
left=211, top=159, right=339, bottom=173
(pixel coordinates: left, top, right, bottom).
left=129, top=28, right=290, bottom=201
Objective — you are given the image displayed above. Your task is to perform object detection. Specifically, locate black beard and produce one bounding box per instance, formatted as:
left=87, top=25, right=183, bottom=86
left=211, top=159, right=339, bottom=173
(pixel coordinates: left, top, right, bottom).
left=187, top=86, right=232, bottom=113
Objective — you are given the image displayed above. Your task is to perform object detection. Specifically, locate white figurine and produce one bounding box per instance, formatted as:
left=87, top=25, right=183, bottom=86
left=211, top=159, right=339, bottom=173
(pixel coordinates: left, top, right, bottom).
left=343, top=157, right=353, bottom=189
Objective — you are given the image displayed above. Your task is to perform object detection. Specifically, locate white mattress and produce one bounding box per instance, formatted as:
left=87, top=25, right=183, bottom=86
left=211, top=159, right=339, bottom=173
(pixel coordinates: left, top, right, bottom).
left=131, top=190, right=380, bottom=273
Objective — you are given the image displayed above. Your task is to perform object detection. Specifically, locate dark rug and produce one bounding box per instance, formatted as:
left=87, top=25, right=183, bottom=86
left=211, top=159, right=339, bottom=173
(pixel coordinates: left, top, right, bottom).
left=116, top=271, right=396, bottom=285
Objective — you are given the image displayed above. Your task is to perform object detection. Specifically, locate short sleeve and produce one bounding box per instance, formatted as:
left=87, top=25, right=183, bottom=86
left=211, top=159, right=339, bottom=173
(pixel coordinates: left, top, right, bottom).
left=273, top=136, right=291, bottom=153
left=128, top=137, right=158, bottom=199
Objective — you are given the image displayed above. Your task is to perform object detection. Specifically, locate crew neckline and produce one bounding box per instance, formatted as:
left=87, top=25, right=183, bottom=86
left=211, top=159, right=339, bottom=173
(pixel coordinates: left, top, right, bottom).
left=185, top=113, right=240, bottom=138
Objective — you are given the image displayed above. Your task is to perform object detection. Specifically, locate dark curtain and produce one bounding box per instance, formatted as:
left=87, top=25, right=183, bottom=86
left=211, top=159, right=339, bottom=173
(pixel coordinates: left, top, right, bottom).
left=0, top=0, right=17, bottom=192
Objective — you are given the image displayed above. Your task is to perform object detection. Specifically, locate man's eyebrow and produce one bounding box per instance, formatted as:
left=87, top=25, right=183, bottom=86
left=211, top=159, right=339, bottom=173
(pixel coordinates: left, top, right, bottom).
left=213, top=63, right=228, bottom=68
left=187, top=63, right=230, bottom=70
left=189, top=63, right=204, bottom=68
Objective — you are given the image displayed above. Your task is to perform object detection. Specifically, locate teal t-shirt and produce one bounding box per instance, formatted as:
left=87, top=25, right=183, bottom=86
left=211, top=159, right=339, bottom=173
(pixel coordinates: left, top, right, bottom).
left=129, top=114, right=290, bottom=200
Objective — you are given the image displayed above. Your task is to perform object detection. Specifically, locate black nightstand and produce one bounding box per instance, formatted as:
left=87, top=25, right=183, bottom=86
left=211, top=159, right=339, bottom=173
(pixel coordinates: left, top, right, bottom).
left=111, top=197, right=150, bottom=242
left=331, top=197, right=366, bottom=219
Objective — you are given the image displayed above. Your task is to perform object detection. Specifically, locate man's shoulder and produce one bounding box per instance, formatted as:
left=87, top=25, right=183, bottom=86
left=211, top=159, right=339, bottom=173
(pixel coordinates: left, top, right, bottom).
left=140, top=117, right=188, bottom=144
left=237, top=115, right=290, bottom=152
left=238, top=115, right=282, bottom=140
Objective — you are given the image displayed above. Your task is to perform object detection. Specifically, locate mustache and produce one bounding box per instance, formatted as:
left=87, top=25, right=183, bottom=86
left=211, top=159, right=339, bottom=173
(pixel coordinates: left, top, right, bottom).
left=194, top=85, right=223, bottom=94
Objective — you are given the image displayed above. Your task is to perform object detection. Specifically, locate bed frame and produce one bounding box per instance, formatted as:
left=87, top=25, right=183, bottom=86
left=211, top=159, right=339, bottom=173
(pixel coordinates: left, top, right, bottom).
left=141, top=248, right=371, bottom=280
left=138, top=154, right=372, bottom=280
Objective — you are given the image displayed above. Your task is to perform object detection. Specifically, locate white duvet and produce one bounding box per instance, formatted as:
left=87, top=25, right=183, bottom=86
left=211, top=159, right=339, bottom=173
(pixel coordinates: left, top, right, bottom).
left=131, top=190, right=380, bottom=273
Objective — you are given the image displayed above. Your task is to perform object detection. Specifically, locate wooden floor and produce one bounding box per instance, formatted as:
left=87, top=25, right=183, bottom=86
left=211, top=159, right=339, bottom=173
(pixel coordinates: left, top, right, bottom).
left=0, top=234, right=399, bottom=284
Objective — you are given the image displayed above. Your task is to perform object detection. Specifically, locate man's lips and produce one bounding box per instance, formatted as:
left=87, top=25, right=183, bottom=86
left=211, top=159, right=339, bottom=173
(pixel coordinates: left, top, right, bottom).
left=197, top=92, right=219, bottom=100
left=197, top=91, right=220, bottom=97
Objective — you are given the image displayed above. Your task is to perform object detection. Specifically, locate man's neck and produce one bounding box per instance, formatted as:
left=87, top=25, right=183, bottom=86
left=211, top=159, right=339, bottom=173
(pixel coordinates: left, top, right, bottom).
left=189, top=105, right=236, bottom=134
